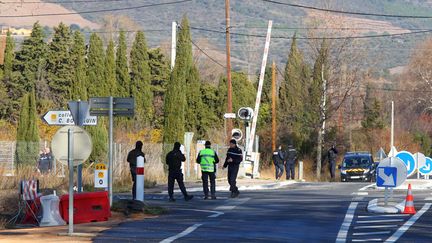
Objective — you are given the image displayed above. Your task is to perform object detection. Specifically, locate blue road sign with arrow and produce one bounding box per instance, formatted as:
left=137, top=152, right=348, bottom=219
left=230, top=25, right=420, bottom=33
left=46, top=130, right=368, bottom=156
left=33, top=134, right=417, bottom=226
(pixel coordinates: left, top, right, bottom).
left=419, top=157, right=432, bottom=175
left=377, top=167, right=397, bottom=187
left=395, top=151, right=416, bottom=177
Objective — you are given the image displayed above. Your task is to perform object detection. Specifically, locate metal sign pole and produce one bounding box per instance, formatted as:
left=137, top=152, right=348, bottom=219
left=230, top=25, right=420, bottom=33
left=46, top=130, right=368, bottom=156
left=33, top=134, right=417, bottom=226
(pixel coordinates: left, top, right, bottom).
left=77, top=100, right=82, bottom=192
left=108, top=96, right=114, bottom=206
left=68, top=128, right=74, bottom=235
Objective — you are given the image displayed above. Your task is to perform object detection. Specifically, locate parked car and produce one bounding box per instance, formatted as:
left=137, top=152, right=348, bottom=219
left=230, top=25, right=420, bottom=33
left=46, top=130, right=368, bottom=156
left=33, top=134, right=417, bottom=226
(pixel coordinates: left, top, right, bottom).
left=340, top=152, right=376, bottom=182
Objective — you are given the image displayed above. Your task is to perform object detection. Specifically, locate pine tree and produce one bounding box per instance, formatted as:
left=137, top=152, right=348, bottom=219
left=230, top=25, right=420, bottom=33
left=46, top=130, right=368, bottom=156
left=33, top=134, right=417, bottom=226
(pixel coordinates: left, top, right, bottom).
left=15, top=90, right=39, bottom=165
left=87, top=33, right=105, bottom=97
left=148, top=48, right=170, bottom=128
left=130, top=31, right=152, bottom=125
left=116, top=31, right=130, bottom=97
left=14, top=22, right=47, bottom=98
left=46, top=22, right=73, bottom=105
left=362, top=84, right=384, bottom=130
left=70, top=30, right=87, bottom=100
left=105, top=39, right=116, bottom=97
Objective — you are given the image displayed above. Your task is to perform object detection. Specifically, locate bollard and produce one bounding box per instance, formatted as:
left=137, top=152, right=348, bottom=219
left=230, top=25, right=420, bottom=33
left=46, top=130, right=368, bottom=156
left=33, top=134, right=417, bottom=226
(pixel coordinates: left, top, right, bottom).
left=299, top=161, right=303, bottom=181
left=136, top=156, right=144, bottom=202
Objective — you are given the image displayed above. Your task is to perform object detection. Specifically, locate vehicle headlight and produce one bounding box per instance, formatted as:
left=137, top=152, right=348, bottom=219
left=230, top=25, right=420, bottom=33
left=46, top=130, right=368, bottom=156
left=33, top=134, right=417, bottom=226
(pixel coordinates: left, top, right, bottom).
left=363, top=168, right=370, bottom=174
left=341, top=169, right=347, bottom=174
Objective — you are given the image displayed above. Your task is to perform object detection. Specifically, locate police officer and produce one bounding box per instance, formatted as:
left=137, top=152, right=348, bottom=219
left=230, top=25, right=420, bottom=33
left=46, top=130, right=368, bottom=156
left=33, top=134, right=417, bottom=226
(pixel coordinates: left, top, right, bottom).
left=196, top=141, right=219, bottom=199
left=166, top=142, right=193, bottom=202
left=127, top=141, right=145, bottom=200
left=223, top=139, right=243, bottom=198
left=285, top=144, right=297, bottom=180
left=327, top=145, right=338, bottom=181
left=272, top=145, right=285, bottom=180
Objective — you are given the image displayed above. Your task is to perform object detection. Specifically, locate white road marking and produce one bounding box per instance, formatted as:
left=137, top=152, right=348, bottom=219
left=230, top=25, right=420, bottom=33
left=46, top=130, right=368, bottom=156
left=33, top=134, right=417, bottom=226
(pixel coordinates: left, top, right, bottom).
left=354, top=225, right=398, bottom=229
left=215, top=205, right=236, bottom=210
left=175, top=208, right=224, bottom=218
left=425, top=197, right=432, bottom=201
left=215, top=198, right=250, bottom=211
left=385, top=203, right=432, bottom=243
left=160, top=223, right=203, bottom=243
left=352, top=192, right=368, bottom=196
left=357, top=219, right=403, bottom=224
left=352, top=238, right=382, bottom=242
left=353, top=231, right=391, bottom=236
left=358, top=214, right=409, bottom=218
left=336, top=202, right=358, bottom=243
left=359, top=184, right=375, bottom=191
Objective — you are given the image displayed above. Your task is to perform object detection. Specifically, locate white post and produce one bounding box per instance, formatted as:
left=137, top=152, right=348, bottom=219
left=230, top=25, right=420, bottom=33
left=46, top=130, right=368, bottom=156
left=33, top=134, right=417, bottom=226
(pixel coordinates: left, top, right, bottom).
left=136, top=156, right=145, bottom=202
left=391, top=101, right=394, bottom=152
left=299, top=161, right=303, bottom=181
left=67, top=128, right=74, bottom=235
left=108, top=96, right=113, bottom=206
left=171, top=21, right=177, bottom=70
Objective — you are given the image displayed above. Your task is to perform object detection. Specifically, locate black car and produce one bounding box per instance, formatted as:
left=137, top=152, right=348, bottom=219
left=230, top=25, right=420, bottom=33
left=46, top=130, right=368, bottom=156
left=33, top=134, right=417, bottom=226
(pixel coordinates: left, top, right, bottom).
left=340, top=152, right=376, bottom=182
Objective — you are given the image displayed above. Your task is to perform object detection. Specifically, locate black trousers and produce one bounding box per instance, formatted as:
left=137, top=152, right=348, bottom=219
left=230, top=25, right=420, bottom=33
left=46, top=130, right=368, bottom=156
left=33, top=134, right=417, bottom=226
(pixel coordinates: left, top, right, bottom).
left=275, top=163, right=284, bottom=179
left=130, top=168, right=136, bottom=199
left=201, top=171, right=216, bottom=196
left=329, top=161, right=336, bottom=179
left=228, top=164, right=239, bottom=193
left=285, top=162, right=295, bottom=180
left=168, top=171, right=188, bottom=198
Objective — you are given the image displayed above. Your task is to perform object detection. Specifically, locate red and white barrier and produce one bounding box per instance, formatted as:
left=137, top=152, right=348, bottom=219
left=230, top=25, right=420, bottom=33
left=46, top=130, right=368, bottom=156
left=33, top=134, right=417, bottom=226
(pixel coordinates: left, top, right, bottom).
left=136, top=156, right=145, bottom=201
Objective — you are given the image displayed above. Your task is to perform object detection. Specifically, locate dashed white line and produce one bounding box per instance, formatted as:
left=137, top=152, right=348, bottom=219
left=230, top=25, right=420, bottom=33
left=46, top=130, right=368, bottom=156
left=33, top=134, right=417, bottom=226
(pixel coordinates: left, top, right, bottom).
left=160, top=223, right=203, bottom=243
left=336, top=202, right=358, bottom=243
left=175, top=208, right=224, bottom=218
left=425, top=197, right=432, bottom=201
left=358, top=214, right=409, bottom=218
left=353, top=231, right=391, bottom=236
left=352, top=238, right=382, bottom=242
left=357, top=219, right=404, bottom=224
left=385, top=203, right=432, bottom=243
left=354, top=225, right=398, bottom=229
left=215, top=205, right=236, bottom=210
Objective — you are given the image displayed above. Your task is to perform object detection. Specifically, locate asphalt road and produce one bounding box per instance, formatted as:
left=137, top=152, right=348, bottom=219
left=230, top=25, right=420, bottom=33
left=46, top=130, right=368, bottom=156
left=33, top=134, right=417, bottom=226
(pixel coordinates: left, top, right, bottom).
left=95, top=182, right=432, bottom=242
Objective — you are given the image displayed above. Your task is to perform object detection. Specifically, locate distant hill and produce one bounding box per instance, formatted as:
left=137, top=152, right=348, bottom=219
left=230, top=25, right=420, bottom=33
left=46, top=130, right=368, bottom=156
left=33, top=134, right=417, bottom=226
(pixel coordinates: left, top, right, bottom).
left=7, top=0, right=432, bottom=75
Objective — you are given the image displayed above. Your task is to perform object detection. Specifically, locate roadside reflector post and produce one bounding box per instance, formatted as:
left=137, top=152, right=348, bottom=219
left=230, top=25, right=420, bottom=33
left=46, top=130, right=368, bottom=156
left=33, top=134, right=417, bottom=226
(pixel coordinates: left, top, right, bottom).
left=136, top=156, right=145, bottom=202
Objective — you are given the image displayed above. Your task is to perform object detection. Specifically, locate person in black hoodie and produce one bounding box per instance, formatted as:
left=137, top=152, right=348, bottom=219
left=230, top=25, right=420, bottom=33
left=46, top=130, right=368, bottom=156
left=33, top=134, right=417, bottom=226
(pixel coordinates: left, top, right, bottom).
left=166, top=142, right=193, bottom=202
left=127, top=141, right=145, bottom=200
left=223, top=139, right=243, bottom=198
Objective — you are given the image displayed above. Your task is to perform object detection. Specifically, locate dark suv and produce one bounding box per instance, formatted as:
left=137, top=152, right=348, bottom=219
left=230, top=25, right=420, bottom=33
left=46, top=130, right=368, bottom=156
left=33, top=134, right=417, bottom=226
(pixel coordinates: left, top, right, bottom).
left=340, top=152, right=376, bottom=182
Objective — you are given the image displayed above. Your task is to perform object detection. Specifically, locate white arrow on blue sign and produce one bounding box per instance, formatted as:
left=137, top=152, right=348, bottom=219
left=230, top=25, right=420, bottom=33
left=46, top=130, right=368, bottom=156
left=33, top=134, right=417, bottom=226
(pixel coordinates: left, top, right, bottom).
left=377, top=167, right=397, bottom=187
left=376, top=157, right=407, bottom=188
left=419, top=156, right=432, bottom=176
left=395, top=151, right=416, bottom=177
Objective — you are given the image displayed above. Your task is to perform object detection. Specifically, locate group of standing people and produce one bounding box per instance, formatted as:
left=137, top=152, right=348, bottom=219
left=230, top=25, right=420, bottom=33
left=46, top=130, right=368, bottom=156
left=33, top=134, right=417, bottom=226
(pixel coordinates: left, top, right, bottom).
left=127, top=139, right=243, bottom=202
left=272, top=145, right=297, bottom=180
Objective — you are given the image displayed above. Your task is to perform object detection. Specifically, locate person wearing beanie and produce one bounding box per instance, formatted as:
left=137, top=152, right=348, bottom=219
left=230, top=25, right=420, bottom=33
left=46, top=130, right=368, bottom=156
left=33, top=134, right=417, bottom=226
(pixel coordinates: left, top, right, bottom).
left=223, top=139, right=243, bottom=198
left=166, top=142, right=193, bottom=202
left=196, top=140, right=219, bottom=199
left=127, top=140, right=145, bottom=200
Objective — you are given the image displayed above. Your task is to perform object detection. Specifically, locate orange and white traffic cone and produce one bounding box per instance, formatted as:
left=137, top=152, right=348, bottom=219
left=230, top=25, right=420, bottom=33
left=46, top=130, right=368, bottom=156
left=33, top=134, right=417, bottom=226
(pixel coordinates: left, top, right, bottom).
left=403, top=184, right=416, bottom=215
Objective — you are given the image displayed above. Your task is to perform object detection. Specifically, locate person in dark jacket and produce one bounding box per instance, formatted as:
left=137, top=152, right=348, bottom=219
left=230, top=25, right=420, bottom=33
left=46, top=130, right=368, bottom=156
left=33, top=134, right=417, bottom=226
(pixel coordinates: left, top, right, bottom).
left=197, top=141, right=220, bottom=199
left=166, top=142, right=193, bottom=202
left=223, top=139, right=243, bottom=198
left=327, top=145, right=338, bottom=180
left=127, top=141, right=145, bottom=200
left=285, top=144, right=297, bottom=180
left=272, top=145, right=285, bottom=180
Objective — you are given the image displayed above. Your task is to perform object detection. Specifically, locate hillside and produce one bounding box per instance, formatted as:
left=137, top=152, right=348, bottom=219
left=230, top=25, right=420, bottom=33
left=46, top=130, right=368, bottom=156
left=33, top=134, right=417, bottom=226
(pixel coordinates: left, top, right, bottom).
left=5, top=0, right=432, bottom=75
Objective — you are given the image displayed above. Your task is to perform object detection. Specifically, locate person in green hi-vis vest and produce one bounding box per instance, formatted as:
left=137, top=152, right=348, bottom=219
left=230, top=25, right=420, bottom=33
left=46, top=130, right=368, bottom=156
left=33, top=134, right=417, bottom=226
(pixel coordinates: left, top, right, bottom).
left=196, top=141, right=220, bottom=199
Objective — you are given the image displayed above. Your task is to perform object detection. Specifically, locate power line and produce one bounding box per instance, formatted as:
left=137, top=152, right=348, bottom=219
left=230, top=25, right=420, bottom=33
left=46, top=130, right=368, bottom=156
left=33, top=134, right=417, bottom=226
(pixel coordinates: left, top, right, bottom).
left=0, top=0, right=135, bottom=3
left=260, top=0, right=432, bottom=19
left=191, top=40, right=226, bottom=68
left=190, top=26, right=432, bottom=40
left=0, top=0, right=192, bottom=18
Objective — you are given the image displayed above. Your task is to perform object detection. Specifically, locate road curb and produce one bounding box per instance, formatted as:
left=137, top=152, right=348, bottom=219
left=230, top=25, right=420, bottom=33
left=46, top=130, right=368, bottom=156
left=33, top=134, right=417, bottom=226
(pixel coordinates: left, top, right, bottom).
left=367, top=198, right=405, bottom=214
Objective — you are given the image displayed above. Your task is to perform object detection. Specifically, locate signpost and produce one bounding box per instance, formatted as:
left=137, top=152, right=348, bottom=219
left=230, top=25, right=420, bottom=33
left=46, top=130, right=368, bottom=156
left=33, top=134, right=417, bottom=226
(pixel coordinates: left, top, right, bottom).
left=42, top=111, right=97, bottom=126
left=89, top=97, right=134, bottom=206
left=94, top=163, right=108, bottom=188
left=376, top=157, right=407, bottom=206
left=51, top=126, right=92, bottom=235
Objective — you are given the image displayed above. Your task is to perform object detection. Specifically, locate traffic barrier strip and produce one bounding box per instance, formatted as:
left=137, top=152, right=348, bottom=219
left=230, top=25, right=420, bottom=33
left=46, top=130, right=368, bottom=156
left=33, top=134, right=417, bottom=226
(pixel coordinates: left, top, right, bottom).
left=59, top=191, right=111, bottom=224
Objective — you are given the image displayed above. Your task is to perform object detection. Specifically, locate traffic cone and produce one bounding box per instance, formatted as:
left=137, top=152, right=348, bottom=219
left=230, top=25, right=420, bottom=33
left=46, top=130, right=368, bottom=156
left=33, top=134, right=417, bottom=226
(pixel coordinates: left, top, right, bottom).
left=403, top=184, right=416, bottom=215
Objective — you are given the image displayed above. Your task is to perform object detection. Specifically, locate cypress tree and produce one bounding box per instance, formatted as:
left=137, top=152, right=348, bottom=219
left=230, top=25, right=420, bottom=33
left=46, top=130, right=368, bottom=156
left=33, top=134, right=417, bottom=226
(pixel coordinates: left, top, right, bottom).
left=14, top=22, right=47, bottom=97
left=148, top=48, right=170, bottom=128
left=70, top=30, right=87, bottom=100
left=87, top=33, right=105, bottom=97
left=116, top=30, right=130, bottom=97
left=4, top=31, right=14, bottom=81
left=0, top=31, right=14, bottom=119
left=46, top=22, right=73, bottom=105
left=185, top=65, right=203, bottom=134
left=15, top=90, right=39, bottom=165
left=130, top=31, right=152, bottom=125
left=163, top=16, right=189, bottom=143
left=105, top=39, right=116, bottom=96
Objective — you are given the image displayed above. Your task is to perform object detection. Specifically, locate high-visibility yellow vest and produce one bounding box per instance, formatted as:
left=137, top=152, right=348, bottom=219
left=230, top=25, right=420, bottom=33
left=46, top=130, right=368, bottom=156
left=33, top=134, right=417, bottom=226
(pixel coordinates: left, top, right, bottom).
left=199, top=148, right=216, bottom=172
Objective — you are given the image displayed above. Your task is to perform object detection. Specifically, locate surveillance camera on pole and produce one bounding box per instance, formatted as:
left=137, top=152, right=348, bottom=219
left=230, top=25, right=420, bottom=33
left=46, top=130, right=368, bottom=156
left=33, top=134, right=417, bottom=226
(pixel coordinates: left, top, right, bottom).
left=231, top=128, right=243, bottom=141
left=238, top=107, right=254, bottom=121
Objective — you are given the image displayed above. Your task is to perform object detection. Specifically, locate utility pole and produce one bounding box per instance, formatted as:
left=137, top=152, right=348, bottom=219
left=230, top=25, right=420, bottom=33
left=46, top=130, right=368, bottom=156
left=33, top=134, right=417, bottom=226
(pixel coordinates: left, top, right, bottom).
left=171, top=21, right=177, bottom=70
left=271, top=61, right=277, bottom=152
left=316, top=64, right=327, bottom=180
left=225, top=0, right=233, bottom=143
